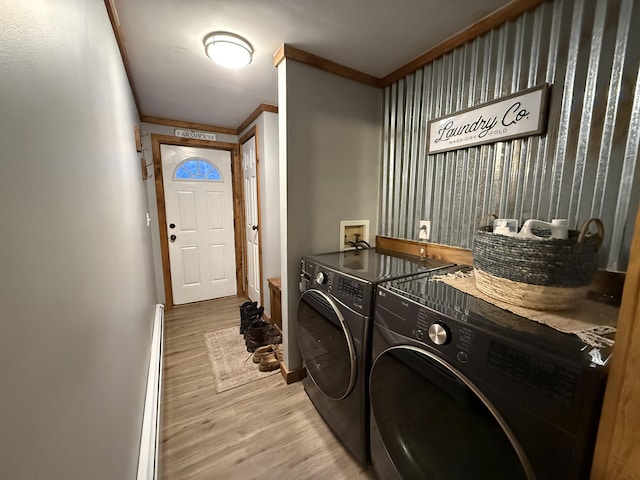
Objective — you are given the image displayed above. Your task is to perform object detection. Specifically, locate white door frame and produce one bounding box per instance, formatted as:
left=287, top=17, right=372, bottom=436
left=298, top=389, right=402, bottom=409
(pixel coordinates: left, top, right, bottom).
left=152, top=134, right=244, bottom=308
left=239, top=126, right=264, bottom=306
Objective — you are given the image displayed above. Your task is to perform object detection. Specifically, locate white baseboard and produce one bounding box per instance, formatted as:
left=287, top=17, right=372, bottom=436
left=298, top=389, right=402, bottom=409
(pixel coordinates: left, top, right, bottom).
left=137, top=304, right=164, bottom=480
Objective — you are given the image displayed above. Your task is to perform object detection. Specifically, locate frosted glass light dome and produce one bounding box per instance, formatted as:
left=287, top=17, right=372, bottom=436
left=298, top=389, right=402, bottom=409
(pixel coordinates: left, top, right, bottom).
left=204, top=32, right=253, bottom=68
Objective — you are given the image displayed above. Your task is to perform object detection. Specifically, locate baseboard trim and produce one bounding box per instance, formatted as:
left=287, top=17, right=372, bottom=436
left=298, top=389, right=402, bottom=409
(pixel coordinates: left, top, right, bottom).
left=279, top=362, right=307, bottom=384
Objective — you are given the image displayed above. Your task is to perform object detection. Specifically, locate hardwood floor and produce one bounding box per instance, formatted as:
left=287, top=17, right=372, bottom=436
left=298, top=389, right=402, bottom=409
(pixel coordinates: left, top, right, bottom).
left=161, top=296, right=373, bottom=479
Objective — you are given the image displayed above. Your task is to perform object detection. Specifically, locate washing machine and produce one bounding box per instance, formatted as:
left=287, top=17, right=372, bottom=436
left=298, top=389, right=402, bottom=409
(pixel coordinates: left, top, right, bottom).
left=296, top=249, right=453, bottom=465
left=370, top=266, right=609, bottom=479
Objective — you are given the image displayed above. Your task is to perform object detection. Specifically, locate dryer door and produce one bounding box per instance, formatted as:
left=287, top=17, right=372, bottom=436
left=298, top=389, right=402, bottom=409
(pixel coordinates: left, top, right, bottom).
left=370, top=346, right=535, bottom=480
left=297, top=289, right=357, bottom=400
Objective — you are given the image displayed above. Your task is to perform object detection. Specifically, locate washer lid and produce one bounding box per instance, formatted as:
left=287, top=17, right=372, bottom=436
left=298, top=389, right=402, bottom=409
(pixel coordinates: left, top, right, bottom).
left=308, top=248, right=453, bottom=283
left=380, top=266, right=598, bottom=362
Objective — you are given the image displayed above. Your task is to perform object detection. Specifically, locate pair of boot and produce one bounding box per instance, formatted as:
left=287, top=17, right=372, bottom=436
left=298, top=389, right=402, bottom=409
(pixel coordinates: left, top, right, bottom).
left=252, top=344, right=282, bottom=372
left=240, top=300, right=282, bottom=352
left=239, top=301, right=263, bottom=335
left=245, top=319, right=282, bottom=352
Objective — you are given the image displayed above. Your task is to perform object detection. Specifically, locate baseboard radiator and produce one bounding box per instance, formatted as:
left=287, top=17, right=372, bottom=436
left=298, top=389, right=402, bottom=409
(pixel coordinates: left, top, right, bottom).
left=137, top=304, right=165, bottom=480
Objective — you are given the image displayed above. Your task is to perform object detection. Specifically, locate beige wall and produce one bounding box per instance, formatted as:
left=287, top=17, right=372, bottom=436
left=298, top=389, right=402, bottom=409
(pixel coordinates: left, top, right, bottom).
left=0, top=1, right=157, bottom=478
left=278, top=59, right=383, bottom=369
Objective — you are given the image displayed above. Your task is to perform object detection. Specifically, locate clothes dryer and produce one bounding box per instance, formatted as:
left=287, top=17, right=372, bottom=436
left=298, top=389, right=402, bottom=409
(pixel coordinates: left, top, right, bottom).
left=370, top=266, right=609, bottom=479
left=296, top=249, right=452, bottom=465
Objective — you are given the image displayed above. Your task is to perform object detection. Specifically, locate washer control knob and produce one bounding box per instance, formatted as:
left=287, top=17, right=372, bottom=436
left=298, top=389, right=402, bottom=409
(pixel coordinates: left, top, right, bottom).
left=315, top=272, right=328, bottom=285
left=428, top=322, right=450, bottom=345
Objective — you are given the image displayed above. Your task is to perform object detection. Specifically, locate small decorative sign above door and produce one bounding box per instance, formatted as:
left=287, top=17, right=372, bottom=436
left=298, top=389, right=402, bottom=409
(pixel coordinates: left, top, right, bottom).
left=174, top=129, right=217, bottom=142
left=427, top=84, right=549, bottom=154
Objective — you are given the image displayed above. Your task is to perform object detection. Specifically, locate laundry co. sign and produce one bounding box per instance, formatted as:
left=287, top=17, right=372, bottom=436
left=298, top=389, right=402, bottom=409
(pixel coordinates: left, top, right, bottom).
left=427, top=84, right=549, bottom=154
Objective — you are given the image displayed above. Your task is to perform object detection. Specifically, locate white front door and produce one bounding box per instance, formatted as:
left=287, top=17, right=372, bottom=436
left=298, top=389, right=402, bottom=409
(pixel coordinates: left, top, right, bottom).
left=242, top=135, right=261, bottom=303
left=161, top=144, right=237, bottom=305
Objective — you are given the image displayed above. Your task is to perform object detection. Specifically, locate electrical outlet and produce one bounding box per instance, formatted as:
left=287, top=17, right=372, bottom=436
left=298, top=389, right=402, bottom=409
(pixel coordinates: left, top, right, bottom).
left=419, top=220, right=431, bottom=240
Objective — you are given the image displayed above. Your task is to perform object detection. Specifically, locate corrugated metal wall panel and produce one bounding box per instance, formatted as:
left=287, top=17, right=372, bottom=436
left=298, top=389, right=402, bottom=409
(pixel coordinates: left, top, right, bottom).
left=380, top=0, right=640, bottom=271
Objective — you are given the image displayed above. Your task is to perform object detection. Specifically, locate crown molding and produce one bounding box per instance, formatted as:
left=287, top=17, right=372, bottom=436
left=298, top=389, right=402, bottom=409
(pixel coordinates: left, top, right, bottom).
left=103, top=0, right=142, bottom=116
left=275, top=0, right=545, bottom=88
left=273, top=44, right=381, bottom=88
left=381, top=0, right=546, bottom=86
left=236, top=104, right=279, bottom=135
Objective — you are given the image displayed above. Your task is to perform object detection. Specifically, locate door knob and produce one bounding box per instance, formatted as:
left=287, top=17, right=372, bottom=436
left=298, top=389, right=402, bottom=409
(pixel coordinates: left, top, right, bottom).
left=170, top=234, right=177, bottom=242
left=252, top=225, right=258, bottom=230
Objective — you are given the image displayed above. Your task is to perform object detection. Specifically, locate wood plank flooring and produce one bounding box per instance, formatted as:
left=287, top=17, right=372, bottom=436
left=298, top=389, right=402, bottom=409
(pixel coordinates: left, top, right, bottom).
left=161, top=296, right=373, bottom=479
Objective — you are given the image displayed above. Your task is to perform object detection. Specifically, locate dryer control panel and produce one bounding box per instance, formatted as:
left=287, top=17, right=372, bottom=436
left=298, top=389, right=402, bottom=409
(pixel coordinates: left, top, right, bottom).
left=301, top=257, right=373, bottom=316
left=337, top=276, right=366, bottom=303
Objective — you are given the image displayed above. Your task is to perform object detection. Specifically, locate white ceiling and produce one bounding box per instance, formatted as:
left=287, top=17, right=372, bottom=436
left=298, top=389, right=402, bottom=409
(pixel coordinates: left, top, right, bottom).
left=113, top=0, right=514, bottom=129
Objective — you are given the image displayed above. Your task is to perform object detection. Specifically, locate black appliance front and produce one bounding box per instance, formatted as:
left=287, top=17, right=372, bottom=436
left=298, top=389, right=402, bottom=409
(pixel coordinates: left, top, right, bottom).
left=297, top=285, right=369, bottom=465
left=370, top=274, right=608, bottom=480
left=296, top=251, right=454, bottom=466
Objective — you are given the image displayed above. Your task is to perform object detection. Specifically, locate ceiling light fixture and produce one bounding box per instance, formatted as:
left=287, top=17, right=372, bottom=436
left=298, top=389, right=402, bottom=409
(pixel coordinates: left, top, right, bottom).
left=203, top=32, right=253, bottom=68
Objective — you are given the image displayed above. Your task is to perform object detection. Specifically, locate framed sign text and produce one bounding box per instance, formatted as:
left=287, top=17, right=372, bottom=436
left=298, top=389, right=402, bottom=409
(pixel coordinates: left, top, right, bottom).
left=427, top=84, right=549, bottom=154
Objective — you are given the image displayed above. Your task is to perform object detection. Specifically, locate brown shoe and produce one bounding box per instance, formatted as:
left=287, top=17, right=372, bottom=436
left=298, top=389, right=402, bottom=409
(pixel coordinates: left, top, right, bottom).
left=245, top=319, right=269, bottom=352
left=259, top=345, right=282, bottom=372
left=252, top=344, right=276, bottom=364
left=264, top=324, right=282, bottom=344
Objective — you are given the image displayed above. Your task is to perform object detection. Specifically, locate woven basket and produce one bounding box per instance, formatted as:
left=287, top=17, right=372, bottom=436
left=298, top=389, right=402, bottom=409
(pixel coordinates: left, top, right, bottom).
left=473, top=217, right=604, bottom=310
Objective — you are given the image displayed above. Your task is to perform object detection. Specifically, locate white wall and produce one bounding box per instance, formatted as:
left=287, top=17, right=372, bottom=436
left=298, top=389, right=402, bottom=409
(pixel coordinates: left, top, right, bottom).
left=238, top=111, right=281, bottom=316
left=140, top=122, right=237, bottom=303
left=278, top=60, right=383, bottom=369
left=261, top=112, right=281, bottom=315
left=0, top=1, right=157, bottom=478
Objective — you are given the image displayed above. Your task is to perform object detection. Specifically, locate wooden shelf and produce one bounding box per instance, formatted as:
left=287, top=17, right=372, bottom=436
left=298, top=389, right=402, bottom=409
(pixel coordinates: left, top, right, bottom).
left=268, top=277, right=282, bottom=331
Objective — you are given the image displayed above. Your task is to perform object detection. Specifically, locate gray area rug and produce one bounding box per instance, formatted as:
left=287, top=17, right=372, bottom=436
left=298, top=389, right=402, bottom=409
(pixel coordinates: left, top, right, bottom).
left=204, top=327, right=278, bottom=393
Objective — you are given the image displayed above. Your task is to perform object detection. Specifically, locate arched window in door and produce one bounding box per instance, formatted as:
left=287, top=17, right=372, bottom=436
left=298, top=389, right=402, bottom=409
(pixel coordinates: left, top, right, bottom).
left=173, top=158, right=222, bottom=181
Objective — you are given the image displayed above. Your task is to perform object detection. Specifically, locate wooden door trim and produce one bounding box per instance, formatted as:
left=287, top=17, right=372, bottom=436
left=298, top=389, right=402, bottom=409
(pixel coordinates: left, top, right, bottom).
left=239, top=126, right=265, bottom=307
left=152, top=134, right=244, bottom=309
left=591, top=205, right=640, bottom=478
